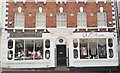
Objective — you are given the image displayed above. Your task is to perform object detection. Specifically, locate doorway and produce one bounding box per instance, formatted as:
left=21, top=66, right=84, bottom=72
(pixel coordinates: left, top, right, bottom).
left=57, top=45, right=66, bottom=66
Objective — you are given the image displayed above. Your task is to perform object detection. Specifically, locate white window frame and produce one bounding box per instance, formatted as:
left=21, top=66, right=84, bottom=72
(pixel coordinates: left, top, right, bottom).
left=77, top=12, right=87, bottom=28
left=14, top=12, right=24, bottom=28
left=56, top=13, right=67, bottom=28
left=97, top=12, right=107, bottom=28
left=36, top=13, right=46, bottom=29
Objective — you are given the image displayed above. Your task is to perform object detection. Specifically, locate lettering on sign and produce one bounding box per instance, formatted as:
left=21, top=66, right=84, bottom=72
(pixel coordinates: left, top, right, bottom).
left=82, top=33, right=104, bottom=37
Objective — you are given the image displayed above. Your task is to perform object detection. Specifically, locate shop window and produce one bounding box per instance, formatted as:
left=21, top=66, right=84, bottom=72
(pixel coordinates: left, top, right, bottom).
left=25, top=40, right=34, bottom=60
left=89, top=39, right=98, bottom=59
left=73, top=49, right=78, bottom=59
left=108, top=38, right=113, bottom=47
left=36, top=13, right=46, bottom=28
left=7, top=50, right=13, bottom=60
left=97, top=12, right=107, bottom=27
left=73, top=39, right=78, bottom=48
left=98, top=39, right=107, bottom=58
left=15, top=40, right=24, bottom=60
left=35, top=40, right=43, bottom=60
left=45, top=50, right=50, bottom=59
left=109, top=49, right=114, bottom=58
left=80, top=39, right=88, bottom=59
left=77, top=12, right=87, bottom=27
left=8, top=40, right=13, bottom=49
left=14, top=13, right=24, bottom=28
left=56, top=13, right=66, bottom=28
left=45, top=39, right=50, bottom=48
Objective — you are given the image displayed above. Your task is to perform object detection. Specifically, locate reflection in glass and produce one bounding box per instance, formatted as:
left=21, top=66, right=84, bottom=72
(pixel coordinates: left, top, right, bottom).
left=25, top=40, right=34, bottom=60
left=15, top=40, right=24, bottom=60
left=73, top=39, right=78, bottom=48
left=35, top=40, right=43, bottom=60
left=89, top=39, right=97, bottom=59
left=98, top=39, right=107, bottom=58
left=80, top=39, right=88, bottom=59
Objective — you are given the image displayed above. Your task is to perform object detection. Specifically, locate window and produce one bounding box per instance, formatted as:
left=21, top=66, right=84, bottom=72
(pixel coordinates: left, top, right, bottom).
left=36, top=13, right=46, bottom=28
left=45, top=39, right=50, bottom=48
left=15, top=40, right=24, bottom=60
left=14, top=39, right=43, bottom=60
left=14, top=13, right=24, bottom=28
left=89, top=39, right=98, bottom=59
left=7, top=51, right=13, bottom=60
left=57, top=13, right=66, bottom=28
left=80, top=39, right=88, bottom=59
left=98, top=39, right=107, bottom=58
left=77, top=12, right=87, bottom=27
left=73, top=39, right=78, bottom=48
left=73, top=49, right=78, bottom=59
left=35, top=40, right=43, bottom=60
left=8, top=40, right=13, bottom=49
left=109, top=49, right=114, bottom=58
left=45, top=50, right=50, bottom=59
left=97, top=12, right=107, bottom=27
left=108, top=38, right=113, bottom=47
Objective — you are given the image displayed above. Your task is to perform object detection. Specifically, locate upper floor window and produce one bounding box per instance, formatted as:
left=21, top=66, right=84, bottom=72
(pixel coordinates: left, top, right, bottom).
left=14, top=13, right=24, bottom=28
left=77, top=12, right=87, bottom=28
left=56, top=13, right=67, bottom=28
left=97, top=12, right=107, bottom=27
left=36, top=13, right=46, bottom=28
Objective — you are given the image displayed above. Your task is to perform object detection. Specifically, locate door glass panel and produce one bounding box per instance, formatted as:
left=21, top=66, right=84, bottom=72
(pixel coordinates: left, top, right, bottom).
left=80, top=39, right=88, bottom=59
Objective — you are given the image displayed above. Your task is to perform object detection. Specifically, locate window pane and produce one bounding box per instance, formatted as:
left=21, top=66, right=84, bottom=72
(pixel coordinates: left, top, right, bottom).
left=98, top=39, right=107, bottom=58
left=77, top=12, right=87, bottom=27
left=108, top=38, right=113, bottom=47
left=73, top=39, right=78, bottom=48
left=57, top=13, right=66, bottom=28
left=14, top=13, right=24, bottom=28
left=45, top=39, right=50, bottom=48
left=15, top=40, right=24, bottom=60
left=35, top=40, right=43, bottom=60
left=8, top=40, right=13, bottom=49
left=36, top=13, right=46, bottom=28
left=97, top=12, right=107, bottom=27
left=109, top=49, right=114, bottom=58
left=7, top=50, right=13, bottom=60
left=80, top=39, right=88, bottom=59
left=73, top=49, right=78, bottom=59
left=25, top=40, right=34, bottom=60
left=89, top=39, right=98, bottom=59
left=45, top=50, right=50, bottom=59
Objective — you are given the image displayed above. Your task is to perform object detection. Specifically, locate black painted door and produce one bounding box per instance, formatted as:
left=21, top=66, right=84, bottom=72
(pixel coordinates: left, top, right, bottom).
left=57, top=45, right=66, bottom=65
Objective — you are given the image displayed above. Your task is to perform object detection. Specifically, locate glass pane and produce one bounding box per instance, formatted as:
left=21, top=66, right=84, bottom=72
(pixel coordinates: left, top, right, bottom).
left=73, top=49, right=78, bottom=59
left=73, top=39, right=78, bottom=48
left=57, top=13, right=66, bottom=27
left=8, top=40, right=13, bottom=49
left=45, top=50, right=50, bottom=59
left=15, top=40, right=24, bottom=60
left=35, top=40, right=43, bottom=60
left=7, top=50, right=13, bottom=60
left=45, top=39, right=50, bottom=48
left=98, top=39, right=107, bottom=58
left=108, top=38, right=113, bottom=47
left=109, top=49, right=114, bottom=58
left=25, top=40, right=34, bottom=60
left=80, top=39, right=88, bottom=59
left=89, top=39, right=98, bottom=59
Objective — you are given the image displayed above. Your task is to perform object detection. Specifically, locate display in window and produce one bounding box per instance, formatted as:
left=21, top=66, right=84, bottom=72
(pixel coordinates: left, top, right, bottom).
left=89, top=39, right=97, bottom=59
left=98, top=39, right=107, bottom=58
left=80, top=39, right=88, bottom=59
left=15, top=40, right=24, bottom=60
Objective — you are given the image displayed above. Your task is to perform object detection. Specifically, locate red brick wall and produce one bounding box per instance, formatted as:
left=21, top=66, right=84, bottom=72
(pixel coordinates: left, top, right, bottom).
left=7, top=1, right=113, bottom=28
